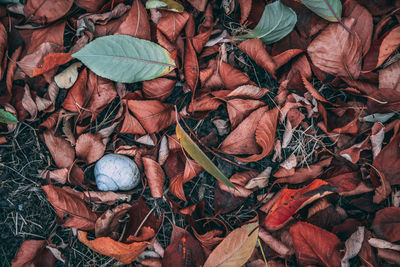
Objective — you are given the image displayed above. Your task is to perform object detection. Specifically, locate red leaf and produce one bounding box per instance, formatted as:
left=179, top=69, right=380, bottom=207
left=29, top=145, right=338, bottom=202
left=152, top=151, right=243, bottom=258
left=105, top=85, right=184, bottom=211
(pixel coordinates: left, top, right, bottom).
left=24, top=0, right=73, bottom=24
left=75, top=133, right=106, bottom=164
left=264, top=179, right=335, bottom=230
left=290, top=222, right=342, bottom=267
left=33, top=53, right=72, bottom=77
left=43, top=130, right=75, bottom=169
left=115, top=0, right=150, bottom=40
left=372, top=207, right=400, bottom=242
left=143, top=157, right=165, bottom=198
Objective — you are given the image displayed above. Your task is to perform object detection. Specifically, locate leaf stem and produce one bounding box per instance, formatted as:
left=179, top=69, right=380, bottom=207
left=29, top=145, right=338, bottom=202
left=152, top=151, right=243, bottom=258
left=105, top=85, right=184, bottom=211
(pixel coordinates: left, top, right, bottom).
left=321, top=0, right=354, bottom=35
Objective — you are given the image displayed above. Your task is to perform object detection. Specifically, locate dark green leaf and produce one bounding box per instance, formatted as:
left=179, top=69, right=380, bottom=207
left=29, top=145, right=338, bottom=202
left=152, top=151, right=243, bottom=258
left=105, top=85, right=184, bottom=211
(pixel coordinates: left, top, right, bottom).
left=236, top=1, right=297, bottom=44
left=72, top=35, right=175, bottom=83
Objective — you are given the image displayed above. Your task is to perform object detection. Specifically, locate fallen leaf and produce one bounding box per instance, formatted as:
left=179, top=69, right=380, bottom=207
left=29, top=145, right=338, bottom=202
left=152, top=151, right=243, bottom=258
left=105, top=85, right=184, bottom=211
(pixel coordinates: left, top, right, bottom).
left=33, top=52, right=72, bottom=77
left=258, top=228, right=293, bottom=257
left=162, top=225, right=205, bottom=266
left=75, top=133, right=106, bottom=164
left=307, top=17, right=362, bottom=78
left=377, top=248, right=400, bottom=265
left=341, top=226, right=365, bottom=267
left=227, top=98, right=265, bottom=129
left=372, top=207, right=400, bottom=242
left=24, top=0, right=74, bottom=24
left=11, top=240, right=56, bottom=267
left=204, top=218, right=259, bottom=267
left=290, top=222, right=341, bottom=267
left=218, top=61, right=251, bottom=90
left=379, top=60, right=400, bottom=91
left=368, top=238, right=400, bottom=251
left=299, top=0, right=342, bottom=22
left=116, top=0, right=151, bottom=39
left=43, top=130, right=75, bottom=169
left=143, top=157, right=165, bottom=198
left=264, top=179, right=336, bottom=230
left=42, top=185, right=97, bottom=230
left=54, top=62, right=82, bottom=89
left=363, top=26, right=400, bottom=72
left=95, top=203, right=132, bottom=238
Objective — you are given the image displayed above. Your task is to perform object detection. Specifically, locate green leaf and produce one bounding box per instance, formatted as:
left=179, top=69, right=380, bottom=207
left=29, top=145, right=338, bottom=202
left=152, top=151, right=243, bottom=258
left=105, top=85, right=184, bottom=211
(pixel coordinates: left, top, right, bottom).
left=0, top=0, right=20, bottom=4
left=176, top=122, right=236, bottom=190
left=361, top=113, right=395, bottom=123
left=146, top=0, right=184, bottom=12
left=299, top=0, right=342, bottom=22
left=236, top=1, right=297, bottom=44
left=0, top=109, right=18, bottom=124
left=72, top=35, right=175, bottom=83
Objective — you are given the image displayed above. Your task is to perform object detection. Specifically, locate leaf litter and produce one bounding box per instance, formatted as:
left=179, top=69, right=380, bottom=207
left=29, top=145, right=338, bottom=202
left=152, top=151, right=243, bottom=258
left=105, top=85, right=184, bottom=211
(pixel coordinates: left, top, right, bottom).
left=1, top=0, right=400, bottom=266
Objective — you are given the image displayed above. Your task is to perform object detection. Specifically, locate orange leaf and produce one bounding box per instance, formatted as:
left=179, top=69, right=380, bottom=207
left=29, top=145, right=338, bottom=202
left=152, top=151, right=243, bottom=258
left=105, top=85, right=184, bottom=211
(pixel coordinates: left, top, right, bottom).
left=78, top=229, right=154, bottom=264
left=33, top=53, right=72, bottom=77
left=264, top=179, right=336, bottom=231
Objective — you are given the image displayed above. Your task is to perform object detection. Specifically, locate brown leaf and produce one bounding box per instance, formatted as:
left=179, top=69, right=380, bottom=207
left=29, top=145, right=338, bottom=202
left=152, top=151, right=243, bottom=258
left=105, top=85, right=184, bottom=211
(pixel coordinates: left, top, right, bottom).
left=42, top=185, right=97, bottom=230
left=219, top=61, right=251, bottom=90
left=162, top=225, right=205, bottom=266
left=234, top=108, right=278, bottom=162
left=227, top=99, right=265, bottom=129
left=363, top=25, right=400, bottom=72
left=307, top=18, right=362, bottom=79
left=238, top=38, right=276, bottom=78
left=115, top=0, right=150, bottom=40
left=142, top=78, right=176, bottom=101
left=143, top=157, right=165, bottom=198
left=343, top=0, right=373, bottom=56
left=290, top=222, right=341, bottom=267
left=226, top=84, right=269, bottom=99
left=220, top=106, right=268, bottom=156
left=157, top=11, right=189, bottom=42
left=75, top=133, right=106, bottom=164
left=184, top=39, right=199, bottom=93
left=43, top=130, right=75, bottom=169
left=258, top=228, right=293, bottom=257
left=95, top=203, right=132, bottom=238
left=62, top=68, right=88, bottom=112
left=0, top=22, right=7, bottom=81
left=379, top=60, right=400, bottom=91
left=11, top=240, right=56, bottom=267
left=125, top=99, right=175, bottom=134
left=24, top=0, right=73, bottom=24
left=342, top=226, right=365, bottom=267
left=372, top=207, right=400, bottom=243
left=372, top=132, right=400, bottom=186
left=75, top=0, right=107, bottom=12
left=377, top=248, right=400, bottom=265
left=358, top=229, right=379, bottom=267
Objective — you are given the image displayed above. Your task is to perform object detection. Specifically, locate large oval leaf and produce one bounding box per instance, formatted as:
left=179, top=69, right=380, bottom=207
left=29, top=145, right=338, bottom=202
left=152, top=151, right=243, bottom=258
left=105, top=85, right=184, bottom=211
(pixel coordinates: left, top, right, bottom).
left=300, top=0, right=342, bottom=22
left=204, top=218, right=259, bottom=267
left=72, top=35, right=175, bottom=83
left=236, top=1, right=297, bottom=44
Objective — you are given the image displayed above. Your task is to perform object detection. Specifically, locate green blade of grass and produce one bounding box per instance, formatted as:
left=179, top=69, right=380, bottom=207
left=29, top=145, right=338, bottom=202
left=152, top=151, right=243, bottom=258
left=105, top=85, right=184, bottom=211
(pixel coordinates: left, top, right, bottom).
left=176, top=122, right=236, bottom=190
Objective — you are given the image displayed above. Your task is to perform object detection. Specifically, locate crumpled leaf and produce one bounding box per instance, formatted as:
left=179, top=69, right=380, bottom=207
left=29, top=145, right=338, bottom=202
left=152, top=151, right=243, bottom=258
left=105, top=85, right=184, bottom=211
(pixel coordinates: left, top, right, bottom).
left=341, top=226, right=365, bottom=267
left=54, top=62, right=82, bottom=89
left=236, top=1, right=297, bottom=44
left=95, top=203, right=132, bottom=238
left=299, top=0, right=342, bottom=22
left=72, top=35, right=175, bottom=83
left=264, top=179, right=336, bottom=230
left=204, top=218, right=259, bottom=267
left=290, top=222, right=341, bottom=267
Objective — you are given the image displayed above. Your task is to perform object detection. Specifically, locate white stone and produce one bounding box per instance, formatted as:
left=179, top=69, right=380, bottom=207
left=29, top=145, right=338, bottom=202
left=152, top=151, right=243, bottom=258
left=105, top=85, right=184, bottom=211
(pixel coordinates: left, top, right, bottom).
left=94, top=154, right=140, bottom=191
